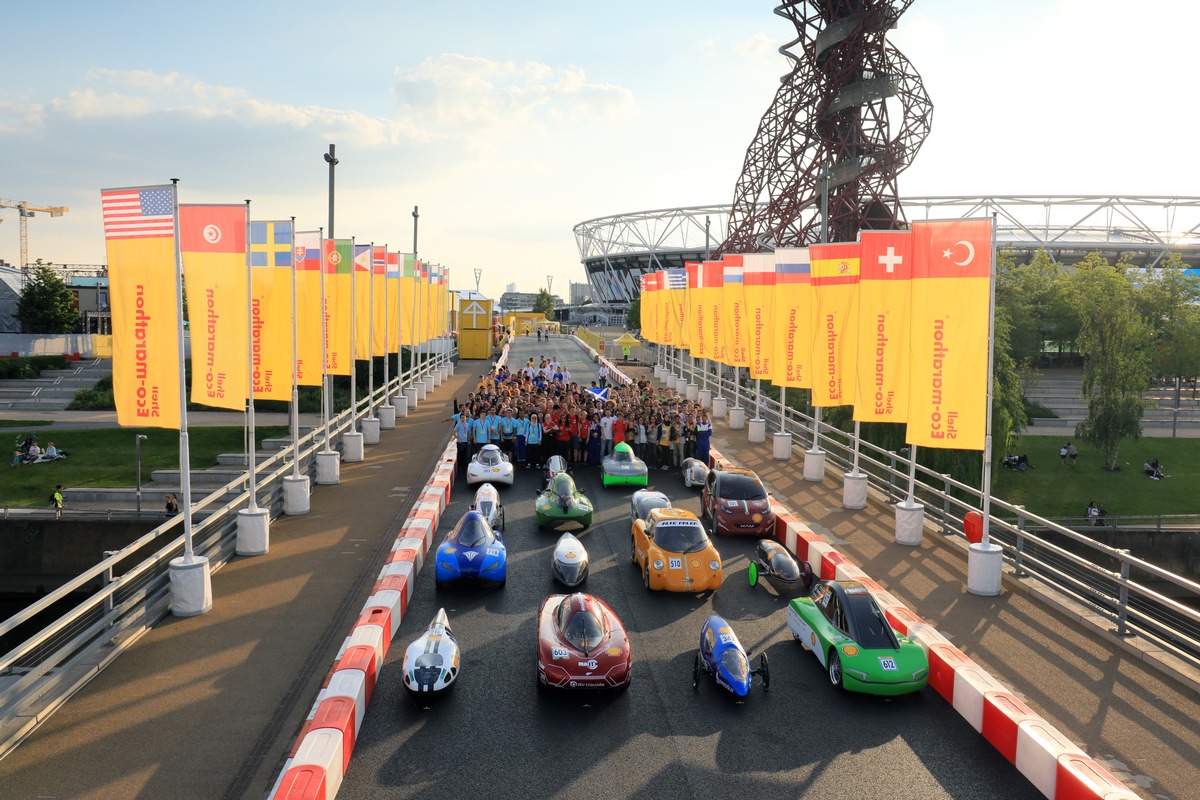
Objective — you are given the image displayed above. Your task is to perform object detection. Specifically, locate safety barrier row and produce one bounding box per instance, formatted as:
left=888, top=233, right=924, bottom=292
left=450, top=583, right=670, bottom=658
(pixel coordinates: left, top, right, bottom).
left=268, top=440, right=458, bottom=799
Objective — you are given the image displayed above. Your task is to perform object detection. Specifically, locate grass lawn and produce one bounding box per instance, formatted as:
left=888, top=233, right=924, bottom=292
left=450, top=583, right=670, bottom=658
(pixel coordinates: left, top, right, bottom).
left=1, top=426, right=287, bottom=507
left=993, top=434, right=1195, bottom=521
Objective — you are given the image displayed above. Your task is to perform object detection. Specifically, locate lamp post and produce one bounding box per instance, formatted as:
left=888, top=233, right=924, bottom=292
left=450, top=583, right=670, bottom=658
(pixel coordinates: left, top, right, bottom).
left=135, top=434, right=148, bottom=513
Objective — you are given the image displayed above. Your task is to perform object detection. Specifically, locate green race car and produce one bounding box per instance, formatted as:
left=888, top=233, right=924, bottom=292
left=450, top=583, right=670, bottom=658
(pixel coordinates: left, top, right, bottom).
left=601, top=441, right=649, bottom=488
left=535, top=472, right=594, bottom=531
left=786, top=579, right=928, bottom=696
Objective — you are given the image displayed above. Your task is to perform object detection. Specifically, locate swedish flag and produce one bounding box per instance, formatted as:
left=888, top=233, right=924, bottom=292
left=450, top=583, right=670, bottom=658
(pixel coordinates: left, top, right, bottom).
left=250, top=220, right=293, bottom=267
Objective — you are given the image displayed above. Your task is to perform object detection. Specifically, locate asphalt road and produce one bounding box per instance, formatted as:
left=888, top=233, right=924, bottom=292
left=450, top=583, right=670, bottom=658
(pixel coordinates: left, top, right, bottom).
left=340, top=460, right=1041, bottom=800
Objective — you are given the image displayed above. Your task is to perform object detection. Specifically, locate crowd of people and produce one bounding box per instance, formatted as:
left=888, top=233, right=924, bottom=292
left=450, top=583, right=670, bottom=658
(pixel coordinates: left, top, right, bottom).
left=449, top=355, right=713, bottom=478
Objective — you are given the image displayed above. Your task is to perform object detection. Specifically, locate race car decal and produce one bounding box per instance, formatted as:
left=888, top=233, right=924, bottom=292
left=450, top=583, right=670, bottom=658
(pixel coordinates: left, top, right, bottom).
left=552, top=647, right=568, bottom=659
left=879, top=657, right=898, bottom=671
left=606, top=647, right=622, bottom=657
left=578, top=659, right=599, bottom=670
left=486, top=548, right=499, bottom=557
left=668, top=557, right=682, bottom=570
left=463, top=551, right=478, bottom=561
left=719, top=633, right=734, bottom=645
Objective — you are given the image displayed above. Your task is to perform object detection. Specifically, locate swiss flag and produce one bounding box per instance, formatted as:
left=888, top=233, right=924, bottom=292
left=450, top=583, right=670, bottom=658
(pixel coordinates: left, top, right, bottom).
left=912, top=219, right=992, bottom=280
left=859, top=231, right=913, bottom=281
left=179, top=205, right=246, bottom=254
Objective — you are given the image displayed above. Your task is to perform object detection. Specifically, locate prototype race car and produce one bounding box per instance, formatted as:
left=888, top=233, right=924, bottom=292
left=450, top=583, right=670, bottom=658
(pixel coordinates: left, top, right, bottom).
left=401, top=608, right=460, bottom=697
left=748, top=538, right=814, bottom=597
left=692, top=614, right=768, bottom=697
left=629, top=488, right=671, bottom=524
left=787, top=579, right=928, bottom=696
left=701, top=467, right=776, bottom=536
left=535, top=472, right=593, bottom=531
left=681, top=457, right=710, bottom=489
left=471, top=483, right=505, bottom=531
left=601, top=442, right=649, bottom=488
left=466, top=444, right=514, bottom=486
left=631, top=507, right=723, bottom=593
left=544, top=454, right=570, bottom=484
left=536, top=592, right=632, bottom=690
left=550, top=532, right=589, bottom=587
left=434, top=510, right=507, bottom=588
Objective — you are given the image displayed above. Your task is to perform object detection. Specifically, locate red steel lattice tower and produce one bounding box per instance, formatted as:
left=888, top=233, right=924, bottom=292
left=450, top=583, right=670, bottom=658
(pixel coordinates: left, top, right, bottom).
left=718, top=1, right=932, bottom=253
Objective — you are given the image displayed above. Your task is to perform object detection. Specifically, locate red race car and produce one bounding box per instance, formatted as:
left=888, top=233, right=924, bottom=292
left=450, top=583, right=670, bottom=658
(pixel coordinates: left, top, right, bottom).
left=536, top=593, right=632, bottom=690
left=701, top=466, right=776, bottom=536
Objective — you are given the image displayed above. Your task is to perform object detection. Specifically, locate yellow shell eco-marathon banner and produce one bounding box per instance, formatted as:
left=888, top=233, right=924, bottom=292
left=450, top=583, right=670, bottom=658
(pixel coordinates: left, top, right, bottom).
left=639, top=273, right=661, bottom=343
left=249, top=220, right=294, bottom=401
left=353, top=243, right=372, bottom=361
left=771, top=248, right=812, bottom=389
left=372, top=246, right=389, bottom=357
left=293, top=231, right=324, bottom=386
left=854, top=230, right=913, bottom=424
left=906, top=218, right=993, bottom=451
left=741, top=253, right=776, bottom=380
left=323, top=238, right=353, bottom=375
left=721, top=256, right=750, bottom=368
left=102, top=184, right=182, bottom=428
left=386, top=251, right=400, bottom=353
left=180, top=204, right=249, bottom=410
left=809, top=242, right=860, bottom=408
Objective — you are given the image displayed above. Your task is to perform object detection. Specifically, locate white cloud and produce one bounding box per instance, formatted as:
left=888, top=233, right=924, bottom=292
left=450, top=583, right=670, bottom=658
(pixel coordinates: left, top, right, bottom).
left=48, top=89, right=152, bottom=118
left=85, top=68, right=182, bottom=92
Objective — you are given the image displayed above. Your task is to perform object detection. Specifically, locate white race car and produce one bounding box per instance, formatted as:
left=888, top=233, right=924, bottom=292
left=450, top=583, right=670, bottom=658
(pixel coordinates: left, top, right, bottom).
left=629, top=488, right=671, bottom=524
left=471, top=483, right=505, bottom=531
left=401, top=608, right=460, bottom=697
left=466, top=444, right=515, bottom=486
left=682, top=457, right=710, bottom=489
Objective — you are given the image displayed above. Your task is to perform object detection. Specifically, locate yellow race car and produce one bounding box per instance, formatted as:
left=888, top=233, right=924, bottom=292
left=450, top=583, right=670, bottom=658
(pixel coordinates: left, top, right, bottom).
left=630, top=508, right=723, bottom=593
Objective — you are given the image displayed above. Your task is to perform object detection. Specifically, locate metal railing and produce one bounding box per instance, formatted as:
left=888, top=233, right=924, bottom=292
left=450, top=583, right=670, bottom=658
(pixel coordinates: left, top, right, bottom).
left=657, top=347, right=1200, bottom=673
left=0, top=342, right=456, bottom=759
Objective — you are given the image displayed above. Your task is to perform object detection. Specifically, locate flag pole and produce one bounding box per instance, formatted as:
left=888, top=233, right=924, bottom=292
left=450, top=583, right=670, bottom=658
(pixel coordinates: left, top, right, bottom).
left=289, top=217, right=301, bottom=480
left=382, top=245, right=390, bottom=405
left=243, top=200, right=259, bottom=514
left=367, top=242, right=375, bottom=418
left=319, top=227, right=331, bottom=453
left=171, top=179, right=195, bottom=563
left=350, top=236, right=358, bottom=424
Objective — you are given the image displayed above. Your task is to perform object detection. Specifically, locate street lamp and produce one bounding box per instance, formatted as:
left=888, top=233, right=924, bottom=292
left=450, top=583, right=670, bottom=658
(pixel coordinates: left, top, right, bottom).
left=135, top=434, right=148, bottom=512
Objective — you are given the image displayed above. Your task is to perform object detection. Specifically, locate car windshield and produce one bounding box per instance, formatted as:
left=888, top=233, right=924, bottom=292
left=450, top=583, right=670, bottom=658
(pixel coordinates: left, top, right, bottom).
left=562, top=608, right=605, bottom=653
left=718, top=474, right=767, bottom=501
left=456, top=516, right=493, bottom=548
left=613, top=449, right=632, bottom=463
left=720, top=648, right=749, bottom=682
left=477, top=500, right=494, bottom=518
left=844, top=591, right=899, bottom=650
left=652, top=520, right=708, bottom=553
left=479, top=449, right=502, bottom=467
left=634, top=496, right=669, bottom=520
left=547, top=456, right=567, bottom=474
left=552, top=474, right=576, bottom=506
left=770, top=552, right=800, bottom=580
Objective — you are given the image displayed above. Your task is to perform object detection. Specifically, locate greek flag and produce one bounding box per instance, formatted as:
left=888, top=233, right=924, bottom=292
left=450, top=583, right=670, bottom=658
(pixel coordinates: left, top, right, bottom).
left=666, top=269, right=686, bottom=289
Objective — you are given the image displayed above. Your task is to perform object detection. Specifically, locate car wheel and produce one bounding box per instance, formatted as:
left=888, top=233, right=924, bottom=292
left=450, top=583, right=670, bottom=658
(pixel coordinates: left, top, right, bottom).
left=692, top=653, right=702, bottom=691
left=828, top=649, right=844, bottom=689
left=643, top=562, right=652, bottom=592
left=630, top=535, right=637, bottom=565
left=760, top=653, right=771, bottom=692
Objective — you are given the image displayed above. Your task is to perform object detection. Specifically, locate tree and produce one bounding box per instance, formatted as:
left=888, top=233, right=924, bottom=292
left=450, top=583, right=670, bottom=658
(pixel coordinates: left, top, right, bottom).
left=532, top=289, right=555, bottom=319
left=1066, top=253, right=1152, bottom=470
left=995, top=247, right=1075, bottom=367
left=16, top=264, right=80, bottom=333
left=626, top=296, right=641, bottom=330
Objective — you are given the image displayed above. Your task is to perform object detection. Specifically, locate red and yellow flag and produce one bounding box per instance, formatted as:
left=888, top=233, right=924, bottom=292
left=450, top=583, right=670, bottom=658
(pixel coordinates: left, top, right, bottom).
left=809, top=242, right=860, bottom=407
left=772, top=248, right=812, bottom=388
left=323, top=238, right=353, bottom=375
left=248, top=220, right=294, bottom=401
left=386, top=251, right=400, bottom=353
left=102, top=184, right=181, bottom=428
left=639, top=272, right=661, bottom=343
left=181, top=204, right=248, bottom=410
left=294, top=231, right=324, bottom=385
left=854, top=231, right=913, bottom=423
left=721, top=256, right=749, bottom=368
left=353, top=243, right=372, bottom=360
left=906, top=219, right=993, bottom=450
left=742, top=253, right=776, bottom=380
left=371, top=246, right=388, bottom=357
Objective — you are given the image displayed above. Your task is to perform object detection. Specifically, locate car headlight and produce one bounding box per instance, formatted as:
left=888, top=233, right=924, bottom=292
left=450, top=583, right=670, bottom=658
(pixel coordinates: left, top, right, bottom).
left=439, top=560, right=459, bottom=572
left=846, top=667, right=869, bottom=681
left=483, top=560, right=501, bottom=572
left=709, top=560, right=720, bottom=571
left=653, top=559, right=664, bottom=570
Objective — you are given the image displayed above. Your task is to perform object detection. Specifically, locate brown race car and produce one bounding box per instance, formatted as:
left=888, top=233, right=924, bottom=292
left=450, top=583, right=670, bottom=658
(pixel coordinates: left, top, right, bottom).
left=536, top=593, right=632, bottom=690
left=700, top=467, right=776, bottom=536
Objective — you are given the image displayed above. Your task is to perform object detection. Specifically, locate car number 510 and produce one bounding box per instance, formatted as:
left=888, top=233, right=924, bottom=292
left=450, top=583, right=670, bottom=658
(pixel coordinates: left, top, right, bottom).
left=879, top=657, right=898, bottom=671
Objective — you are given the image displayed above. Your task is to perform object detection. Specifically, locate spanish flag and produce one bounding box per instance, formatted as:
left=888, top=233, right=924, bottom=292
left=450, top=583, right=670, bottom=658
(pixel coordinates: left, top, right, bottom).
left=772, top=248, right=812, bottom=389
left=906, top=219, right=992, bottom=450
left=102, top=184, right=181, bottom=428
left=809, top=242, right=860, bottom=407
left=293, top=231, right=324, bottom=386
left=323, top=238, right=353, bottom=375
left=180, top=204, right=248, bottom=410
left=248, top=219, right=295, bottom=401
left=742, top=253, right=776, bottom=380
left=854, top=230, right=912, bottom=423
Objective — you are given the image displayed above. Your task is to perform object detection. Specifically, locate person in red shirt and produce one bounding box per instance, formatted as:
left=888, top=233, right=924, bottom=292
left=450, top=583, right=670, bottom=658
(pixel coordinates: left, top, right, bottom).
left=555, top=410, right=572, bottom=459
left=612, top=414, right=628, bottom=452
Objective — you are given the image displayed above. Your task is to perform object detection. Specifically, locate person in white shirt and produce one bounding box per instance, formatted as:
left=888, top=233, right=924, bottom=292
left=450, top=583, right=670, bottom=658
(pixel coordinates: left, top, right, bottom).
left=598, top=364, right=610, bottom=388
left=600, top=411, right=616, bottom=457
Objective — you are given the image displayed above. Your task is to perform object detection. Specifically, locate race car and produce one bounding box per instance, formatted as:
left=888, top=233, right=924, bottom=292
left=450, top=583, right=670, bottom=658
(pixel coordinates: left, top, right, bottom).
left=748, top=538, right=814, bottom=597
left=536, top=592, right=632, bottom=690
left=681, top=457, right=710, bottom=489
left=544, top=454, right=570, bottom=485
left=471, top=482, right=505, bottom=531
left=401, top=608, right=460, bottom=697
left=787, top=579, right=928, bottom=696
left=601, top=442, right=649, bottom=488
left=631, top=507, right=723, bottom=593
left=434, top=510, right=507, bottom=589
left=629, top=488, right=671, bottom=524
left=692, top=614, right=768, bottom=697
left=701, top=466, right=776, bottom=536
left=550, top=532, right=589, bottom=587
left=466, top=444, right=514, bottom=486
left=535, top=472, right=593, bottom=531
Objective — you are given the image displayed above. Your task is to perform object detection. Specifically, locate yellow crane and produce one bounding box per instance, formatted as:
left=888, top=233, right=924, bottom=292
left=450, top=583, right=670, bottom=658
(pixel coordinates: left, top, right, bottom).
left=0, top=197, right=69, bottom=273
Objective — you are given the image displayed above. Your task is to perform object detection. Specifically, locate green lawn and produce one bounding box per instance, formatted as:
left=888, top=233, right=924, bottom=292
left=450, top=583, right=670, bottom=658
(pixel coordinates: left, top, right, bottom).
left=993, top=434, right=1194, bottom=521
left=1, top=426, right=287, bottom=507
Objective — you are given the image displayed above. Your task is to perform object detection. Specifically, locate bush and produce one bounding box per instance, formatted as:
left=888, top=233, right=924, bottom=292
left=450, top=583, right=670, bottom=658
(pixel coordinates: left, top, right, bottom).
left=0, top=355, right=70, bottom=380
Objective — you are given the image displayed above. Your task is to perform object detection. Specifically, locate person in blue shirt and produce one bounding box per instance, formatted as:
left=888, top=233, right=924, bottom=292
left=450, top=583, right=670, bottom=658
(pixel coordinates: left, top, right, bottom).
left=514, top=413, right=530, bottom=467
left=525, top=412, right=543, bottom=469
left=471, top=413, right=489, bottom=460
left=453, top=411, right=473, bottom=477
left=499, top=408, right=517, bottom=460
left=485, top=409, right=501, bottom=447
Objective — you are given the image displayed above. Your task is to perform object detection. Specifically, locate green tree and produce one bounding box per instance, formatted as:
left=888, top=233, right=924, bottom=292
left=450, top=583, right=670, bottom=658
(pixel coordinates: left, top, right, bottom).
left=1135, top=253, right=1200, bottom=379
left=533, top=289, right=556, bottom=319
left=996, top=247, right=1074, bottom=367
left=1066, top=253, right=1152, bottom=470
left=16, top=264, right=81, bottom=333
left=626, top=296, right=641, bottom=330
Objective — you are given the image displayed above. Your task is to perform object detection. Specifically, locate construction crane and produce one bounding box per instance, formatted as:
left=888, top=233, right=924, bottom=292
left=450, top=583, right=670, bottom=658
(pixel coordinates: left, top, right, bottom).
left=0, top=197, right=69, bottom=275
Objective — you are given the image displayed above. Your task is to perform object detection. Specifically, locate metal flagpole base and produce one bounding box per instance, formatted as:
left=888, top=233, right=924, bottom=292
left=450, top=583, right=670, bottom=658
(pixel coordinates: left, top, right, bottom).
left=772, top=432, right=792, bottom=459
left=895, top=501, right=925, bottom=545
left=283, top=475, right=310, bottom=515
left=394, top=394, right=408, bottom=418
left=968, top=542, right=1004, bottom=596
left=404, top=387, right=419, bottom=409
left=379, top=404, right=396, bottom=430
left=343, top=431, right=365, bottom=462
left=712, top=397, right=728, bottom=419
left=843, top=471, right=868, bottom=509
left=685, top=383, right=698, bottom=401
left=728, top=407, right=746, bottom=430
left=697, top=389, right=712, bottom=408
left=362, top=416, right=381, bottom=445
left=316, top=450, right=341, bottom=485
left=170, top=555, right=212, bottom=617
left=748, top=418, right=766, bottom=443
left=803, top=449, right=826, bottom=481
left=236, top=507, right=270, bottom=556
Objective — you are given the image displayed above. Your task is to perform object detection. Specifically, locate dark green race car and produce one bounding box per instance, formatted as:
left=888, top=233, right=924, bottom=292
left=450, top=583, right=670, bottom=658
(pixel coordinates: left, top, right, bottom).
left=786, top=579, right=928, bottom=696
left=535, top=472, right=594, bottom=531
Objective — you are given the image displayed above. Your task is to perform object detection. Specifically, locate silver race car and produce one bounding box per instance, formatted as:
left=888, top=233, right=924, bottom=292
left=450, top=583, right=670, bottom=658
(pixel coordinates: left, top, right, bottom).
left=471, top=483, right=505, bottom=531
left=550, top=532, right=589, bottom=587
left=402, top=608, right=460, bottom=698
left=466, top=444, right=515, bottom=486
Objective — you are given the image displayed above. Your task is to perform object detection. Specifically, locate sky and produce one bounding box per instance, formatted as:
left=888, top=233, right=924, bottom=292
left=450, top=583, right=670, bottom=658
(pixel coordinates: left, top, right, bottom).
left=4, top=0, right=1200, bottom=299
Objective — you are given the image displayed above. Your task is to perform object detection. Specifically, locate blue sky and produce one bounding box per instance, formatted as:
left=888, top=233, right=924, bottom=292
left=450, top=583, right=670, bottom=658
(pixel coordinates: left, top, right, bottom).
left=4, top=0, right=1199, bottom=298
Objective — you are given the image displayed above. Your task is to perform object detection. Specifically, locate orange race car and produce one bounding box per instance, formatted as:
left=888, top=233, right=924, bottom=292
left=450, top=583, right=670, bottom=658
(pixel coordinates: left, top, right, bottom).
left=630, top=508, right=723, bottom=593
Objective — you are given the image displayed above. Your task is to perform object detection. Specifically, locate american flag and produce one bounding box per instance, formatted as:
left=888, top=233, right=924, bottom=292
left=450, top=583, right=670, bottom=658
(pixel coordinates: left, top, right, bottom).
left=665, top=269, right=686, bottom=290
left=101, top=186, right=175, bottom=239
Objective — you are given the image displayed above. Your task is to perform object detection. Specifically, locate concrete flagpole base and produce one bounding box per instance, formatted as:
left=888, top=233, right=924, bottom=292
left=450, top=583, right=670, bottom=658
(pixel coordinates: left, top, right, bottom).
left=283, top=474, right=311, bottom=515
left=654, top=366, right=663, bottom=380
left=416, top=381, right=428, bottom=401
left=343, top=431, right=365, bottom=462
left=712, top=397, right=728, bottom=419
left=379, top=404, right=396, bottom=430
left=394, top=394, right=408, bottom=418
left=674, top=378, right=688, bottom=395
left=315, top=450, right=341, bottom=485
left=236, top=507, right=270, bottom=556
left=362, top=417, right=381, bottom=445
left=430, top=371, right=442, bottom=388
left=728, top=407, right=746, bottom=430
left=894, top=501, right=925, bottom=545
left=968, top=542, right=1004, bottom=596
left=697, top=389, right=712, bottom=408
left=748, top=418, right=766, bottom=443
left=686, top=383, right=698, bottom=401
left=842, top=471, right=868, bottom=509
left=169, top=555, right=213, bottom=617
left=772, top=432, right=792, bottom=459
left=803, top=449, right=826, bottom=481
left=403, top=387, right=419, bottom=410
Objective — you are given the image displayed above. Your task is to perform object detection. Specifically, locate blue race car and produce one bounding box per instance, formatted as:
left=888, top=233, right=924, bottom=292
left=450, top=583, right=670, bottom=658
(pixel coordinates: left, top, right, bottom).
left=434, top=510, right=507, bottom=589
left=692, top=614, right=769, bottom=697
